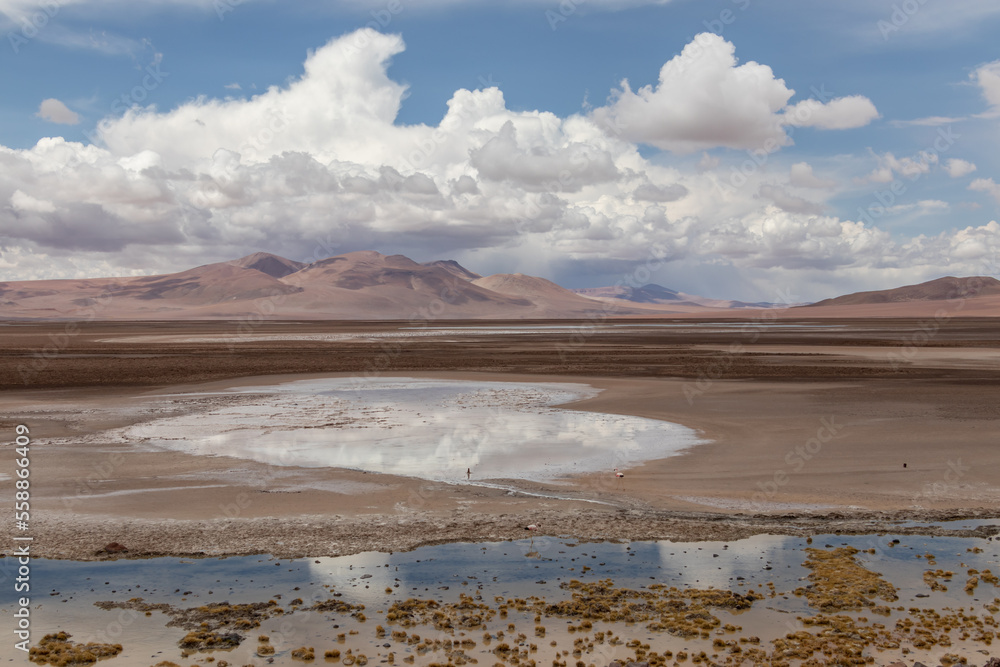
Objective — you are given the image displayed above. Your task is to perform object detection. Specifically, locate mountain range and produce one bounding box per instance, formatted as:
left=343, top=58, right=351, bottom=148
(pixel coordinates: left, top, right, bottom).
left=1, top=251, right=998, bottom=320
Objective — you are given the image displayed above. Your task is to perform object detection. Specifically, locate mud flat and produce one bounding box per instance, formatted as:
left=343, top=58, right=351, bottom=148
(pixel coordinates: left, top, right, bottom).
left=1, top=319, right=999, bottom=562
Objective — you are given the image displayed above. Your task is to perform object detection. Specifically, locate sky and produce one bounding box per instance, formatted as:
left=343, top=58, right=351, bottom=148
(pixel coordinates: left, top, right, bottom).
left=1, top=0, right=999, bottom=302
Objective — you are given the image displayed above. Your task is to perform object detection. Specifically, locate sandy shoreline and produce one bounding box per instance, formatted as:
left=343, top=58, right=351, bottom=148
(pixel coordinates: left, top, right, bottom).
left=14, top=506, right=1000, bottom=562
left=2, top=320, right=999, bottom=561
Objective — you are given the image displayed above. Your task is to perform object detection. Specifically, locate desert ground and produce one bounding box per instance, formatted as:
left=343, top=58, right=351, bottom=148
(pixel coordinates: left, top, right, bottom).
left=1, top=317, right=998, bottom=562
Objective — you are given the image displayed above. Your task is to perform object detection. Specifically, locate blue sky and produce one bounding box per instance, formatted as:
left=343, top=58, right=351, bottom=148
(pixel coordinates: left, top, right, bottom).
left=1, top=0, right=999, bottom=301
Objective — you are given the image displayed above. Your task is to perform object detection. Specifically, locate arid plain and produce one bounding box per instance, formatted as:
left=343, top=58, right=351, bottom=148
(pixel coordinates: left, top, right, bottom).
left=2, top=317, right=999, bottom=561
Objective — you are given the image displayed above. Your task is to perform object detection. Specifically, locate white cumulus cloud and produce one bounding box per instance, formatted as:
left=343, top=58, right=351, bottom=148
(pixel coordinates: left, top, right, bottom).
left=970, top=178, right=1000, bottom=205
left=36, top=98, right=80, bottom=125
left=591, top=33, right=878, bottom=154
left=972, top=59, right=1000, bottom=117
left=592, top=33, right=793, bottom=154
left=10, top=189, right=56, bottom=213
left=945, top=158, right=977, bottom=178
left=860, top=150, right=938, bottom=184
left=782, top=95, right=880, bottom=130
left=789, top=162, right=836, bottom=189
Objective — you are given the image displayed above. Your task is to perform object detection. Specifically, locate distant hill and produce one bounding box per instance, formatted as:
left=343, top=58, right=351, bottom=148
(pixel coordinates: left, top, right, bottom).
left=421, top=259, right=482, bottom=282
left=0, top=251, right=653, bottom=320
left=472, top=273, right=613, bottom=317
left=574, top=283, right=788, bottom=309
left=574, top=284, right=683, bottom=303
left=808, top=276, right=1000, bottom=307
left=229, top=251, right=306, bottom=278
left=5, top=256, right=999, bottom=320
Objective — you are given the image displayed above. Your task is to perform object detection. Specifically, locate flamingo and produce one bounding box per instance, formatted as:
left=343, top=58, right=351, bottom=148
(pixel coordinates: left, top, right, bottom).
left=614, top=468, right=625, bottom=490
left=525, top=523, right=541, bottom=546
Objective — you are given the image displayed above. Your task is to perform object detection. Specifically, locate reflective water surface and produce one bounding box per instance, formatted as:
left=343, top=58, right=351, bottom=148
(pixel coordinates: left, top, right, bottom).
left=119, top=378, right=705, bottom=482
left=3, top=527, right=999, bottom=665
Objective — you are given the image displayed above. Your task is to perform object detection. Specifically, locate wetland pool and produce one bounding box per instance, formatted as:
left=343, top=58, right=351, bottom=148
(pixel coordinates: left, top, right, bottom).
left=4, top=528, right=1000, bottom=665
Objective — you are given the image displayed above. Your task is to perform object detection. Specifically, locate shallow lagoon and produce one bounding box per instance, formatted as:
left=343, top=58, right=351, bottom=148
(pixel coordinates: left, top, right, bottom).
left=5, top=527, right=999, bottom=665
left=117, top=378, right=705, bottom=483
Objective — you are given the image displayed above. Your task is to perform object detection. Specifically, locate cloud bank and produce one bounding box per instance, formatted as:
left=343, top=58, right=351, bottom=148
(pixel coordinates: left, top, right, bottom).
left=2, top=29, right=998, bottom=300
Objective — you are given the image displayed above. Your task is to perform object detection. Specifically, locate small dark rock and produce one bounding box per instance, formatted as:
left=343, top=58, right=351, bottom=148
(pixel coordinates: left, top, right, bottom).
left=101, top=542, right=128, bottom=554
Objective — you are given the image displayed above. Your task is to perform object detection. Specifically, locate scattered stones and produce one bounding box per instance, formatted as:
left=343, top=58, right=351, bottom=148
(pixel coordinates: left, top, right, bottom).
left=96, top=542, right=128, bottom=556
